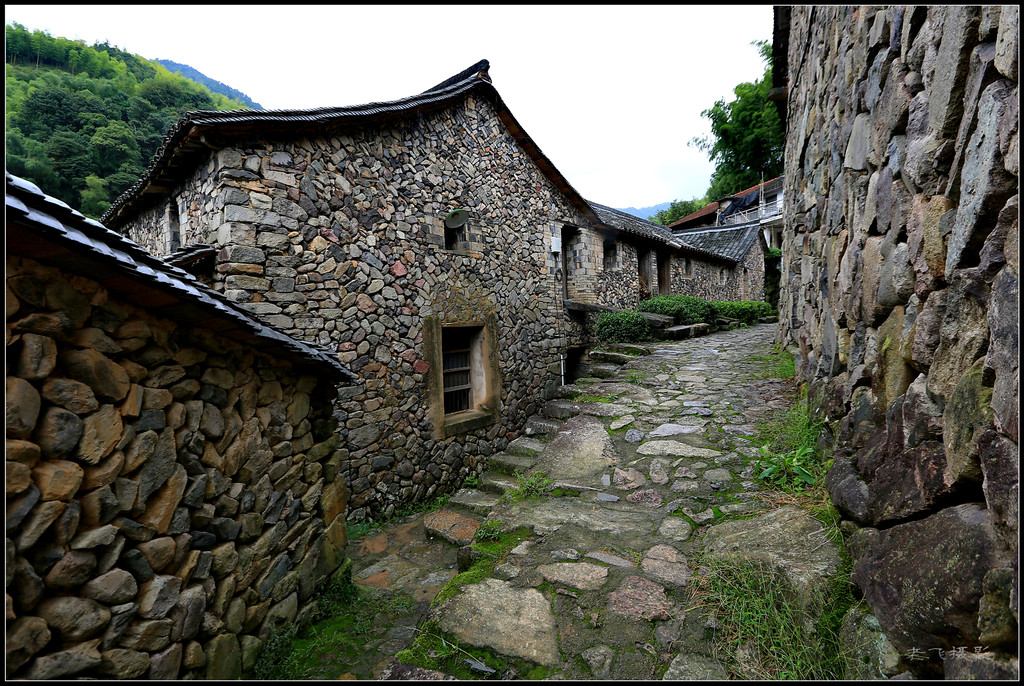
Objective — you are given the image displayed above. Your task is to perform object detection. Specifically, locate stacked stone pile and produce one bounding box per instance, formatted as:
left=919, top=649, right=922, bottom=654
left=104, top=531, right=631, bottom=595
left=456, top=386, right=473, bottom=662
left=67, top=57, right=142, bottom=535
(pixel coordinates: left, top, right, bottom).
left=6, top=256, right=349, bottom=679
left=777, top=6, right=1017, bottom=678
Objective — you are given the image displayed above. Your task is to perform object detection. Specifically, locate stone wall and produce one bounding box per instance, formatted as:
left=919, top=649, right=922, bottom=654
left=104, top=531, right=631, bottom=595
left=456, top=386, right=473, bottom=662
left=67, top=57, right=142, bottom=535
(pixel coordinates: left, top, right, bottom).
left=6, top=256, right=349, bottom=679
left=128, top=162, right=219, bottom=255
left=777, top=5, right=1017, bottom=677
left=594, top=239, right=642, bottom=311
left=123, top=93, right=612, bottom=521
left=668, top=240, right=766, bottom=303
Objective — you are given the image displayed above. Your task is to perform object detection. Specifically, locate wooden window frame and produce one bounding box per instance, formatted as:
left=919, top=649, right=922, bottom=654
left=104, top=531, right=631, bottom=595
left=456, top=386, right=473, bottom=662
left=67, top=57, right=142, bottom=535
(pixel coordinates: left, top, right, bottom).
left=423, top=316, right=501, bottom=438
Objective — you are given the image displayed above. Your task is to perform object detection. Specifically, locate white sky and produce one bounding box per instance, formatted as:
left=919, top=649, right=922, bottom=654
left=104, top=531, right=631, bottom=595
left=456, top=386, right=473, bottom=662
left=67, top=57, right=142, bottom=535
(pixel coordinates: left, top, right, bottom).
left=6, top=4, right=774, bottom=210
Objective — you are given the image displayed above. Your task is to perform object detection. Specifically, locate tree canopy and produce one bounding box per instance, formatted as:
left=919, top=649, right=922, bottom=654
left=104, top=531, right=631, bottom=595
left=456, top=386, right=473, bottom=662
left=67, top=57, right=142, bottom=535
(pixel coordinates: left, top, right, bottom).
left=650, top=196, right=711, bottom=226
left=5, top=22, right=252, bottom=218
left=692, top=40, right=784, bottom=203
left=650, top=39, right=784, bottom=225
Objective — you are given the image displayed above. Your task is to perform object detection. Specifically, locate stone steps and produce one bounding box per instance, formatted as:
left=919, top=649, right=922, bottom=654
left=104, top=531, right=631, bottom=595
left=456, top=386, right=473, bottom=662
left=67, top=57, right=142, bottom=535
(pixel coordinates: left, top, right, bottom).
left=447, top=488, right=502, bottom=517
left=523, top=415, right=562, bottom=437
left=587, top=350, right=634, bottom=365
left=606, top=343, right=648, bottom=356
left=639, top=312, right=675, bottom=329
left=479, top=470, right=519, bottom=495
left=487, top=451, right=536, bottom=474
left=579, top=362, right=620, bottom=379
left=423, top=508, right=483, bottom=546
left=659, top=323, right=710, bottom=340
left=542, top=399, right=580, bottom=420
left=506, top=436, right=546, bottom=457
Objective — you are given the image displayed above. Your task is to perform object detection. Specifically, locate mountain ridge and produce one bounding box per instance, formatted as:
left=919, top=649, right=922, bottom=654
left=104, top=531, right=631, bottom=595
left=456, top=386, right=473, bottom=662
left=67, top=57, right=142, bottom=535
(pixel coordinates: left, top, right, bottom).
left=156, top=59, right=263, bottom=110
left=614, top=201, right=672, bottom=221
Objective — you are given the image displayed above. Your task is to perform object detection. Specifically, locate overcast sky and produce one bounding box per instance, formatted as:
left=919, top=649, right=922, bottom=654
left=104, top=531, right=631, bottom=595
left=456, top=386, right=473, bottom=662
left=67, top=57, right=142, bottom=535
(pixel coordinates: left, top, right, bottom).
left=7, top=4, right=774, bottom=210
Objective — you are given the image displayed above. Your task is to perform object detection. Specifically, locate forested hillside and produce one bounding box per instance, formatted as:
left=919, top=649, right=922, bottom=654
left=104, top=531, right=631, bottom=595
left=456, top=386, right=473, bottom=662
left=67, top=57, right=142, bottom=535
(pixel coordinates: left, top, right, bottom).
left=5, top=22, right=253, bottom=218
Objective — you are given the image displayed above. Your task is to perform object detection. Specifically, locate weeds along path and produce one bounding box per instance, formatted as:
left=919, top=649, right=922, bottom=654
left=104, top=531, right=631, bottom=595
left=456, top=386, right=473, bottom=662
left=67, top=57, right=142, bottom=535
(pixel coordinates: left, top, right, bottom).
left=257, top=324, right=855, bottom=680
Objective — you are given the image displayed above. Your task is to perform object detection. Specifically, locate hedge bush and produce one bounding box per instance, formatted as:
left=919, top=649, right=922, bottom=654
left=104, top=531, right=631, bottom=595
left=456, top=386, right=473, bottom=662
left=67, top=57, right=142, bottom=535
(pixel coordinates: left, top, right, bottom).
left=595, top=310, right=651, bottom=342
left=710, top=300, right=774, bottom=324
left=639, top=295, right=715, bottom=325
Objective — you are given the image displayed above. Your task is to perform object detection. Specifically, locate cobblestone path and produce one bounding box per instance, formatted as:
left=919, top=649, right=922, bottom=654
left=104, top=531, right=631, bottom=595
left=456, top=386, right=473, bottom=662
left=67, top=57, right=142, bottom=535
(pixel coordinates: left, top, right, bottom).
left=332, top=324, right=839, bottom=679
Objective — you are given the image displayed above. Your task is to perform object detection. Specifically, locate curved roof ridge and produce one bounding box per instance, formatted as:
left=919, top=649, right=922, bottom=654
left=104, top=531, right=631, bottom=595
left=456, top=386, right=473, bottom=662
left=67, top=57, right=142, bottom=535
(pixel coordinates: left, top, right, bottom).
left=102, top=62, right=495, bottom=228
left=422, top=59, right=490, bottom=93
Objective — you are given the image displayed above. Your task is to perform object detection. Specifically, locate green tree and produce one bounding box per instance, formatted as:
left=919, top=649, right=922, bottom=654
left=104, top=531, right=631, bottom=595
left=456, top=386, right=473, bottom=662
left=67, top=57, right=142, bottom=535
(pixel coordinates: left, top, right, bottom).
left=91, top=121, right=141, bottom=175
left=650, top=196, right=711, bottom=226
left=692, top=40, right=784, bottom=202
left=79, top=174, right=111, bottom=218
left=45, top=130, right=95, bottom=200
left=14, top=85, right=81, bottom=136
left=5, top=22, right=32, bottom=64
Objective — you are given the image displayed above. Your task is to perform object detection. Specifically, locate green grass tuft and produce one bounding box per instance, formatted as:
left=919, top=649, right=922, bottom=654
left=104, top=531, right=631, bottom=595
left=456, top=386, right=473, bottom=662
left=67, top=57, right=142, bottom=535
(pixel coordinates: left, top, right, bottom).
left=748, top=344, right=796, bottom=380
left=751, top=388, right=826, bottom=493
left=694, top=555, right=850, bottom=679
left=250, top=579, right=415, bottom=680
left=500, top=470, right=554, bottom=502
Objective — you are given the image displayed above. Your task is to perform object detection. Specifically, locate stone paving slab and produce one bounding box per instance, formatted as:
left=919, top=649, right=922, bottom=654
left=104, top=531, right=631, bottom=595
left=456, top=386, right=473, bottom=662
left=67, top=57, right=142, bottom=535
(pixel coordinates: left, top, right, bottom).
left=423, top=509, right=481, bottom=546
left=435, top=578, right=562, bottom=667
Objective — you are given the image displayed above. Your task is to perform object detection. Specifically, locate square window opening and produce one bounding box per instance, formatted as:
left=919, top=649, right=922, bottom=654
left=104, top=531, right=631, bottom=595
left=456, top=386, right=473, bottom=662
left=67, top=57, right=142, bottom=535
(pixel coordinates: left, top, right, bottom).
left=442, top=326, right=483, bottom=415
left=444, top=223, right=465, bottom=250
left=603, top=240, right=617, bottom=271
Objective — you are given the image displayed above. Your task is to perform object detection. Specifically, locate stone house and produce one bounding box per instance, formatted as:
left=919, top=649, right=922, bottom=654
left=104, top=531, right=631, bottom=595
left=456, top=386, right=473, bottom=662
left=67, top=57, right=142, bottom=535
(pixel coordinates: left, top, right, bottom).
left=668, top=175, right=785, bottom=251
left=590, top=202, right=767, bottom=303
left=100, top=60, right=765, bottom=520
left=6, top=172, right=357, bottom=679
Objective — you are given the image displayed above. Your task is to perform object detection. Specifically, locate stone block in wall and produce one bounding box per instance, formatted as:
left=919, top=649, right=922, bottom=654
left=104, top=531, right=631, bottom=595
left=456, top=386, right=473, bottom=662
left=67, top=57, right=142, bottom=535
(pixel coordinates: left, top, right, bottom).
left=845, top=113, right=874, bottom=171
left=62, top=349, right=131, bottom=402
left=926, top=270, right=990, bottom=404
left=6, top=616, right=51, bottom=674
left=986, top=262, right=1018, bottom=442
left=860, top=235, right=887, bottom=326
left=929, top=6, right=982, bottom=137
left=947, top=80, right=1017, bottom=276
left=76, top=406, right=123, bottom=466
left=907, top=195, right=954, bottom=298
left=7, top=377, right=41, bottom=439
left=22, top=638, right=102, bottom=680
left=994, top=5, right=1018, bottom=81
left=942, top=358, right=993, bottom=486
left=204, top=632, right=241, bottom=680
left=852, top=503, right=1012, bottom=661
left=874, top=306, right=914, bottom=408
left=36, top=595, right=110, bottom=642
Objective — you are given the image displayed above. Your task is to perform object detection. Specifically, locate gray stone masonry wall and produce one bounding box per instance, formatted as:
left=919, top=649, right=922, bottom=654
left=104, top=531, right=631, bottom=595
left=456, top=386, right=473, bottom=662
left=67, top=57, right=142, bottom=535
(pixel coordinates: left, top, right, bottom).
left=128, top=162, right=220, bottom=254
left=596, top=240, right=641, bottom=311
left=667, top=240, right=766, bottom=304
left=778, top=5, right=1017, bottom=677
left=124, top=94, right=610, bottom=521
left=6, top=255, right=349, bottom=679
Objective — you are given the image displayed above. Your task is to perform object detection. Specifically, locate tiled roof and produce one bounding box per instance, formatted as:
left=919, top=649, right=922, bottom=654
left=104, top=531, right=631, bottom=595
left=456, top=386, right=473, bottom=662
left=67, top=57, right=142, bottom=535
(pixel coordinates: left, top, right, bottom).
left=670, top=220, right=763, bottom=262
left=101, top=60, right=604, bottom=233
left=587, top=202, right=681, bottom=246
left=7, top=173, right=356, bottom=382
left=668, top=201, right=719, bottom=229
left=668, top=175, right=783, bottom=229
left=589, top=202, right=745, bottom=262
left=165, top=243, right=217, bottom=268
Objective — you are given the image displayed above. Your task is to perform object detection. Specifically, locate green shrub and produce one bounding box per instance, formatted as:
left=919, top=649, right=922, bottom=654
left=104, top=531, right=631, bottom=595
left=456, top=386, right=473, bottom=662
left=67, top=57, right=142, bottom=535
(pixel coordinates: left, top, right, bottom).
left=710, top=300, right=774, bottom=324
left=595, top=310, right=651, bottom=342
left=639, top=295, right=714, bottom=325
